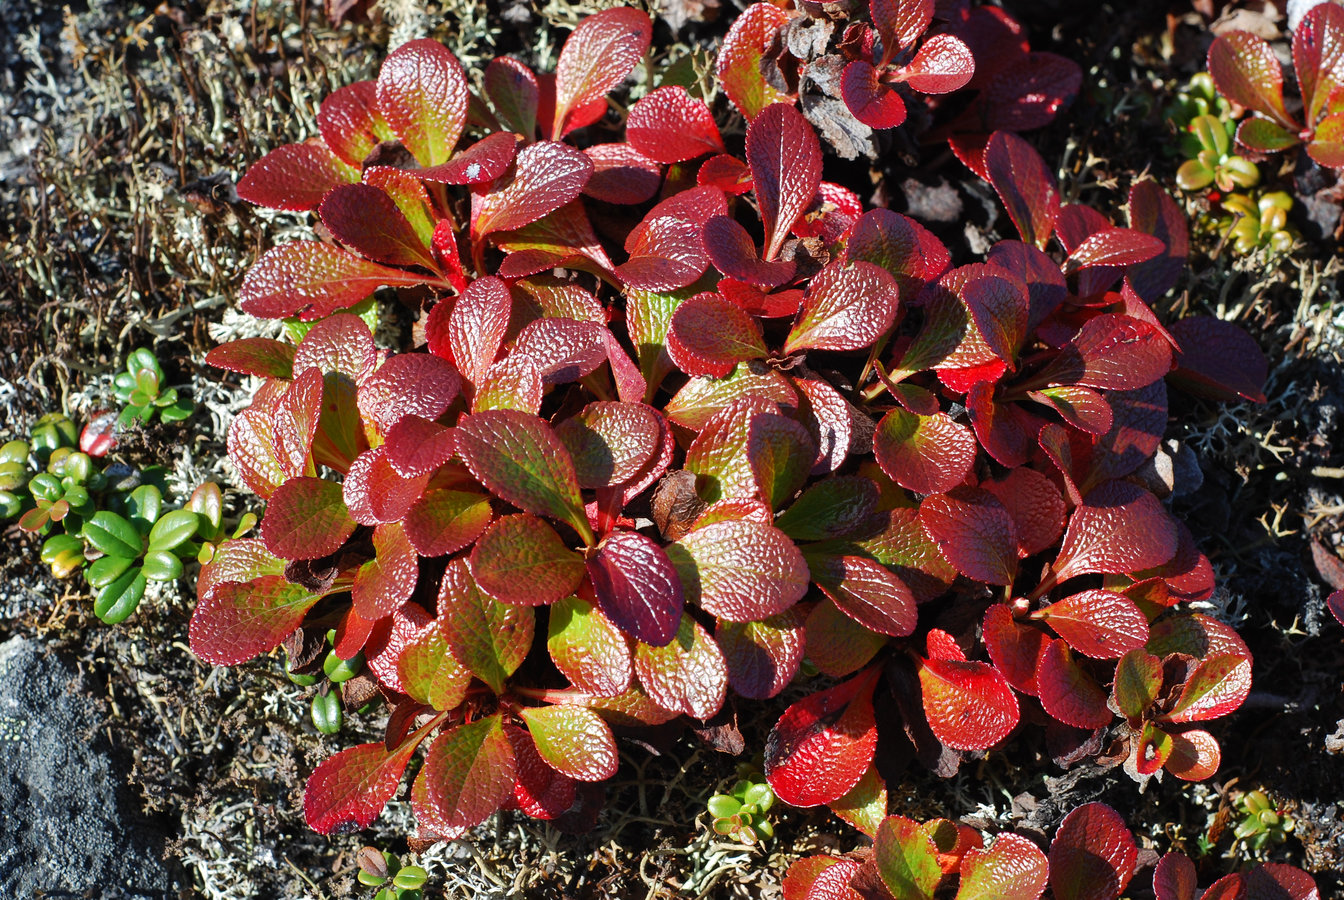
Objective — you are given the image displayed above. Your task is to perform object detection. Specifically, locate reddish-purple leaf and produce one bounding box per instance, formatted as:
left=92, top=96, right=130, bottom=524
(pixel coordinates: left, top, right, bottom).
left=873, top=408, right=976, bottom=496
left=717, top=3, right=793, bottom=120
left=792, top=372, right=855, bottom=474
left=627, top=86, right=725, bottom=163
left=1164, top=729, right=1222, bottom=781
left=190, top=541, right=319, bottom=666
left=698, top=153, right=754, bottom=195
left=471, top=141, right=593, bottom=239
left=808, top=553, right=917, bottom=637
left=376, top=39, right=469, bottom=166
left=587, top=530, right=685, bottom=647
left=548, top=594, right=633, bottom=697
left=237, top=141, right=359, bottom=212
left=438, top=276, right=508, bottom=387
left=919, top=488, right=1018, bottom=586
left=977, top=51, right=1082, bottom=132
left=422, top=715, right=516, bottom=831
left=512, top=317, right=608, bottom=385
left=1064, top=228, right=1165, bottom=273
left=519, top=705, right=618, bottom=782
left=1125, top=179, right=1188, bottom=304
left=985, top=131, right=1059, bottom=250
left=417, top=131, right=518, bottom=186
left=1207, top=30, right=1293, bottom=127
left=292, top=312, right=378, bottom=383
left=748, top=103, right=823, bottom=260
left=473, top=355, right=545, bottom=414
left=552, top=7, right=652, bottom=137
left=667, top=519, right=809, bottom=623
left=320, top=183, right=436, bottom=269
left=1330, top=590, right=1344, bottom=628
left=900, top=34, right=975, bottom=94
left=858, top=507, right=958, bottom=603
left=484, top=56, right=540, bottom=137
left=304, top=733, right=424, bottom=835
left=1053, top=481, right=1177, bottom=583
left=618, top=216, right=710, bottom=292
left=1037, top=589, right=1148, bottom=659
left=455, top=410, right=590, bottom=540
left=261, top=477, right=356, bottom=560
left=704, top=215, right=797, bottom=287
left=871, top=0, right=933, bottom=57
left=982, top=468, right=1065, bottom=558
left=503, top=724, right=577, bottom=820
left=664, top=360, right=798, bottom=432
left=352, top=522, right=419, bottom=620
left=1152, top=853, right=1198, bottom=900
left=1037, top=639, right=1111, bottom=729
left=1167, top=316, right=1268, bottom=403
left=556, top=402, right=660, bottom=489
left=716, top=608, right=806, bottom=700
left=784, top=260, right=901, bottom=354
left=205, top=338, right=295, bottom=380
left=343, top=446, right=430, bottom=525
left=470, top=514, right=585, bottom=607
left=765, top=670, right=879, bottom=807
left=1296, top=4, right=1344, bottom=125
left=239, top=241, right=429, bottom=320
left=784, top=856, right=863, bottom=900
left=983, top=604, right=1048, bottom=696
left=383, top=415, right=456, bottom=479
left=1048, top=802, right=1138, bottom=900
left=634, top=613, right=728, bottom=719
left=317, top=80, right=393, bottom=167
left=918, top=654, right=1019, bottom=750
left=666, top=292, right=767, bottom=378
left=357, top=353, right=460, bottom=435
left=582, top=143, right=662, bottom=204
left=958, top=834, right=1049, bottom=900
left=841, top=60, right=908, bottom=130
left=1163, top=654, right=1252, bottom=724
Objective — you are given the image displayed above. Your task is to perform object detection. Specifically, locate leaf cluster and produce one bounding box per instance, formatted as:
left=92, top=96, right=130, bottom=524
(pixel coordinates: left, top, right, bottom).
left=194, top=4, right=1270, bottom=845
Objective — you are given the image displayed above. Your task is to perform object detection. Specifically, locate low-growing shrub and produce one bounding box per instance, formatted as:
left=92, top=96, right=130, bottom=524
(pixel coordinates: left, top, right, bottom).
left=191, top=0, right=1270, bottom=855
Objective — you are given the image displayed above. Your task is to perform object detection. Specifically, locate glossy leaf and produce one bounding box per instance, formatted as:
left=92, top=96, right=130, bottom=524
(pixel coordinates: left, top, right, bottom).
left=748, top=103, right=823, bottom=260
left=1048, top=802, right=1138, bottom=900
left=984, top=131, right=1059, bottom=249
left=785, top=261, right=901, bottom=354
left=470, top=515, right=585, bottom=607
left=317, top=80, right=392, bottom=167
left=627, top=86, right=725, bottom=162
left=764, top=671, right=879, bottom=807
left=519, top=705, right=619, bottom=782
left=776, top=476, right=879, bottom=542
left=919, top=489, right=1018, bottom=587
left=957, top=833, right=1049, bottom=900
left=805, top=597, right=888, bottom=678
left=471, top=141, right=593, bottom=238
left=901, top=34, right=976, bottom=94
left=319, top=183, right=436, bottom=270
left=982, top=468, right=1065, bottom=558
left=1167, top=316, right=1268, bottom=404
left=873, top=814, right=942, bottom=900
left=841, top=61, right=908, bottom=130
left=236, top=141, right=359, bottom=212
left=352, top=522, right=419, bottom=620
left=1207, top=30, right=1292, bottom=127
left=703, top=214, right=797, bottom=287
left=422, top=716, right=516, bottom=831
left=261, top=477, right=356, bottom=560
left=749, top=412, right=816, bottom=511
left=484, top=56, right=540, bottom=137
left=504, top=724, right=577, bottom=821
left=668, top=519, right=810, bottom=623
left=873, top=409, right=976, bottom=496
left=983, top=604, right=1048, bottom=696
left=304, top=733, right=423, bottom=835
left=1164, top=729, right=1222, bottom=781
left=717, top=3, right=793, bottom=119
left=583, top=142, right=662, bottom=204
left=808, top=553, right=917, bottom=637
left=556, top=402, right=660, bottom=489
left=1053, top=481, right=1178, bottom=583
left=239, top=242, right=429, bottom=320
left=1036, top=590, right=1148, bottom=659
left=397, top=618, right=471, bottom=711
left=418, top=131, right=518, bottom=185
left=667, top=292, right=767, bottom=379
left=190, top=572, right=321, bottom=667
left=830, top=766, right=889, bottom=840
left=587, top=530, right=685, bottom=647
left=548, top=595, right=633, bottom=697
left=1036, top=639, right=1111, bottom=729
left=918, top=655, right=1019, bottom=750
left=552, top=7, right=651, bottom=136
left=716, top=608, right=806, bottom=700
left=634, top=614, right=727, bottom=719
left=871, top=0, right=933, bottom=57
left=1152, top=853, right=1198, bottom=900
left=1163, top=654, right=1252, bottom=724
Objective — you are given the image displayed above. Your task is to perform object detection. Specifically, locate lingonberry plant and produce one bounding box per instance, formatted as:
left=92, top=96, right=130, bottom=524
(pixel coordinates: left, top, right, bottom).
left=192, top=3, right=1270, bottom=848
left=784, top=801, right=1320, bottom=900
left=1206, top=2, right=1344, bottom=169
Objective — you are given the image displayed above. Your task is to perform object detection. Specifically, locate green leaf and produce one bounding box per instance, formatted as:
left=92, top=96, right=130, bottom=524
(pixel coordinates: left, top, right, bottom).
left=519, top=705, right=619, bottom=781
left=147, top=509, right=201, bottom=552
left=141, top=549, right=184, bottom=582
left=874, top=815, right=943, bottom=900
left=957, top=833, right=1049, bottom=900
left=83, top=511, right=145, bottom=560
left=633, top=613, right=727, bottom=720
left=455, top=410, right=592, bottom=544
left=94, top=568, right=146, bottom=624
left=87, top=554, right=135, bottom=589
left=684, top=396, right=777, bottom=504
left=664, top=360, right=797, bottom=432
left=748, top=412, right=815, bottom=511
left=830, top=766, right=888, bottom=839
left=439, top=559, right=535, bottom=693
left=468, top=514, right=585, bottom=607
left=397, top=619, right=472, bottom=711
left=1113, top=649, right=1164, bottom=721
left=547, top=595, right=633, bottom=697
left=125, top=485, right=162, bottom=534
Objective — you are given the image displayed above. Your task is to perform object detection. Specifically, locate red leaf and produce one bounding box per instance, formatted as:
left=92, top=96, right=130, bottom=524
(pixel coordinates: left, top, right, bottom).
left=982, top=467, right=1065, bottom=558
left=237, top=141, right=359, bottom=212
left=1163, top=728, right=1222, bottom=781
left=717, top=3, right=793, bottom=119
left=1296, top=4, right=1344, bottom=126
left=871, top=0, right=933, bottom=57
left=1094, top=381, right=1168, bottom=483
left=503, top=724, right=577, bottom=820
left=583, top=143, right=662, bottom=204
left=983, top=604, right=1048, bottom=696
left=547, top=594, right=633, bottom=697
left=519, top=705, right=618, bottom=781
left=205, top=338, right=295, bottom=380
left=343, top=446, right=430, bottom=525
left=668, top=519, right=810, bottom=623
left=900, top=34, right=975, bottom=94
left=808, top=553, right=917, bottom=637
left=422, top=715, right=516, bottom=831
left=783, top=856, right=864, bottom=900
left=974, top=51, right=1082, bottom=132
left=785, top=260, right=901, bottom=354
left=239, top=242, right=429, bottom=320
left=858, top=507, right=959, bottom=603
left=666, top=292, right=767, bottom=378
left=633, top=613, right=728, bottom=719
left=748, top=104, right=823, bottom=261
left=1036, top=639, right=1111, bottom=729
left=304, top=733, right=424, bottom=834
left=190, top=549, right=320, bottom=666
left=261, top=477, right=356, bottom=560
left=806, top=598, right=888, bottom=678
left=417, top=131, right=518, bottom=186
left=618, top=216, right=710, bottom=292
left=627, top=86, right=725, bottom=163
left=1207, top=30, right=1293, bottom=128
left=393, top=612, right=469, bottom=709
left=484, top=56, right=540, bottom=137
left=984, top=131, right=1059, bottom=250
left=292, top=312, right=378, bottom=383
left=918, top=655, right=1019, bottom=749
left=765, top=670, right=879, bottom=806
left=958, top=834, right=1049, bottom=900
left=471, top=141, right=593, bottom=239
left=556, top=402, right=660, bottom=489
left=1054, top=481, right=1177, bottom=582
left=1064, top=228, right=1165, bottom=272
left=357, top=353, right=460, bottom=435
left=1048, top=802, right=1137, bottom=900
left=704, top=215, right=797, bottom=287
left=873, top=408, right=976, bottom=496
left=352, top=522, right=419, bottom=620
left=918, top=489, right=1017, bottom=587
left=1167, top=316, right=1268, bottom=403
left=317, top=80, right=393, bottom=167
left=1330, top=590, right=1344, bottom=629
left=376, top=39, right=469, bottom=166
left=1152, top=853, right=1198, bottom=900
left=512, top=317, right=608, bottom=385
left=587, top=530, right=685, bottom=647
left=454, top=410, right=590, bottom=540
left=846, top=208, right=950, bottom=300
left=717, top=608, right=806, bottom=700
left=383, top=415, right=456, bottom=479
left=437, top=276, right=507, bottom=387
left=1125, top=180, right=1188, bottom=303
left=552, top=7, right=652, bottom=137
left=1036, top=589, right=1149, bottom=659
left=841, top=60, right=908, bottom=130
left=469, top=514, right=585, bottom=606
left=321, top=183, right=436, bottom=270
left=793, top=373, right=855, bottom=474
left=1163, top=654, right=1252, bottom=724
left=698, top=153, right=754, bottom=195
left=438, top=557, right=535, bottom=692
left=474, top=354, right=544, bottom=414
left=1147, top=612, right=1252, bottom=661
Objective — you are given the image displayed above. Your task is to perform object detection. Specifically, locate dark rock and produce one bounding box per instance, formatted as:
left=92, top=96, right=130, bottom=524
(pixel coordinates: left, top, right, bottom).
left=0, top=636, right=175, bottom=899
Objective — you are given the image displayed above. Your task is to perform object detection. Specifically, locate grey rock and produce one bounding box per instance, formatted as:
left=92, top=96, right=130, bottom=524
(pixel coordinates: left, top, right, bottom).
left=0, top=636, right=175, bottom=898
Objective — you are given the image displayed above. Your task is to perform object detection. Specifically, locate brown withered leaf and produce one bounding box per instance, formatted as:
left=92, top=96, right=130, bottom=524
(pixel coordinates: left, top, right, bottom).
left=1311, top=537, right=1344, bottom=591
left=652, top=470, right=707, bottom=542
left=340, top=673, right=381, bottom=709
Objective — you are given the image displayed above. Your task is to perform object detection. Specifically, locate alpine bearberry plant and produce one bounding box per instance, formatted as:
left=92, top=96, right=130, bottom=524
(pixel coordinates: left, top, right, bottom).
left=192, top=3, right=1270, bottom=851
left=783, top=801, right=1320, bottom=900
